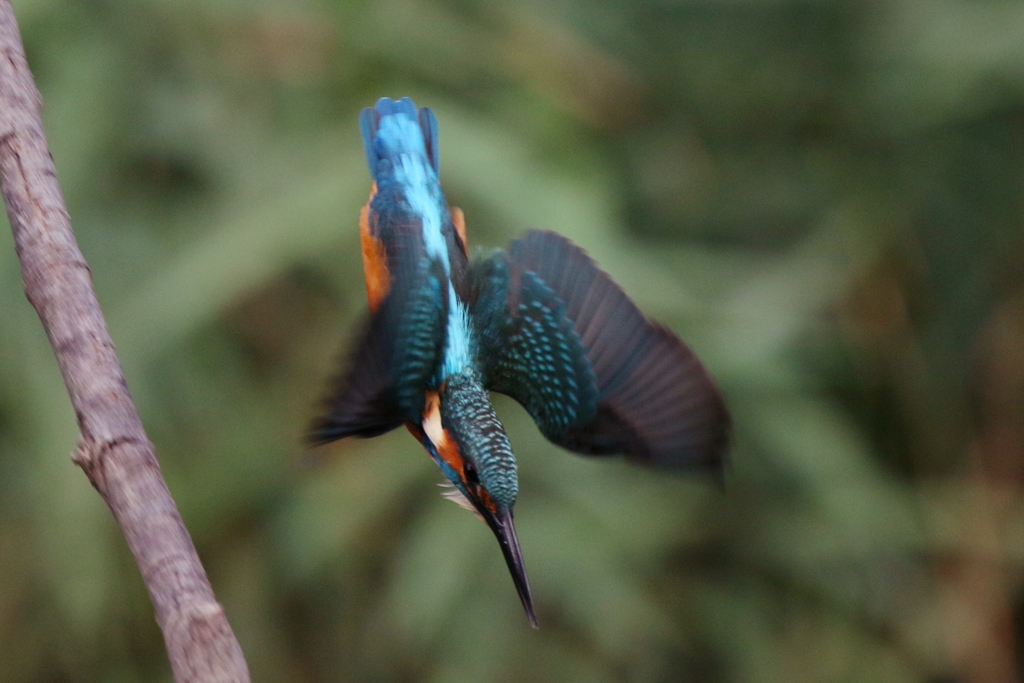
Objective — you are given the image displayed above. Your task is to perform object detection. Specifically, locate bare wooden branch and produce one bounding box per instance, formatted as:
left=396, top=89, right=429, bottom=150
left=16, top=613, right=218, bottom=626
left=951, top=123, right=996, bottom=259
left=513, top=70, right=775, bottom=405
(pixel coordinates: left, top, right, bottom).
left=0, top=2, right=250, bottom=682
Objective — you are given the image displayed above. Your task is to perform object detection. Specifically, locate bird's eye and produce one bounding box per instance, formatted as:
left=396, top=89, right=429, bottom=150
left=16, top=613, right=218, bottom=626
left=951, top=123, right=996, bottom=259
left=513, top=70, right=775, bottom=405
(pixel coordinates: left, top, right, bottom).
left=463, top=459, right=479, bottom=482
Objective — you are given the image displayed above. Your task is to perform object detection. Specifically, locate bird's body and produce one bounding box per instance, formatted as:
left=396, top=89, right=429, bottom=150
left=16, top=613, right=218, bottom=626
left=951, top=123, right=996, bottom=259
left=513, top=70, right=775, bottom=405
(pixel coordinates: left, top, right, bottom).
left=311, top=98, right=730, bottom=628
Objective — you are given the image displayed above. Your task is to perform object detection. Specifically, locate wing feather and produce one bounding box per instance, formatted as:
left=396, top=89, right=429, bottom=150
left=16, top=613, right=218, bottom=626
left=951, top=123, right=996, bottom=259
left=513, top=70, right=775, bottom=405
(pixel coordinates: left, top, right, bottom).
left=490, top=230, right=730, bottom=471
left=310, top=245, right=449, bottom=444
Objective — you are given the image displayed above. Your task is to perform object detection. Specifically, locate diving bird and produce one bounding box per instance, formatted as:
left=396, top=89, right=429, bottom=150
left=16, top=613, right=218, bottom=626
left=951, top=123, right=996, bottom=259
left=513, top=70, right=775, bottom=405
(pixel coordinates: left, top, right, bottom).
left=310, top=97, right=730, bottom=628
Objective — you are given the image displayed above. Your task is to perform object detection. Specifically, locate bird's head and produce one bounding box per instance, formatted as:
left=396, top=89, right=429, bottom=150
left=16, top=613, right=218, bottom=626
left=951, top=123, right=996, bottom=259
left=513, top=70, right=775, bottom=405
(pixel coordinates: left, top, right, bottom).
left=417, top=370, right=537, bottom=628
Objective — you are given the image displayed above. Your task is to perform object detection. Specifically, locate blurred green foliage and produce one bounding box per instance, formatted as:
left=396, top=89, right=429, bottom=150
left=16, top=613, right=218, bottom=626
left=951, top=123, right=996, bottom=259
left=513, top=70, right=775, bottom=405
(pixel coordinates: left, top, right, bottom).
left=2, top=0, right=1024, bottom=681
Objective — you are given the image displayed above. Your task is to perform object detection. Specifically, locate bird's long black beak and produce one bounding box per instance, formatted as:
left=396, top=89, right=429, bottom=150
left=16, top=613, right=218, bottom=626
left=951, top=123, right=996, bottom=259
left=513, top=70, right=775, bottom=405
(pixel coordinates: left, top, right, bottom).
left=484, top=508, right=537, bottom=628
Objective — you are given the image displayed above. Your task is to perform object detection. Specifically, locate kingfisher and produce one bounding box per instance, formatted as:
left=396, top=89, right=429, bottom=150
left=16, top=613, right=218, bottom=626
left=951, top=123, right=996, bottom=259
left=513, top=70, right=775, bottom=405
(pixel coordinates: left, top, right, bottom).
left=310, top=97, right=730, bottom=628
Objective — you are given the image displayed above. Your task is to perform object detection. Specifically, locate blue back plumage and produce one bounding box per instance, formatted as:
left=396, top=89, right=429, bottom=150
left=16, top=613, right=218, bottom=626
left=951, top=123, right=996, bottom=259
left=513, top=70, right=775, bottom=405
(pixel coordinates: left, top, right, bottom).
left=360, top=98, right=474, bottom=384
left=360, top=98, right=451, bottom=272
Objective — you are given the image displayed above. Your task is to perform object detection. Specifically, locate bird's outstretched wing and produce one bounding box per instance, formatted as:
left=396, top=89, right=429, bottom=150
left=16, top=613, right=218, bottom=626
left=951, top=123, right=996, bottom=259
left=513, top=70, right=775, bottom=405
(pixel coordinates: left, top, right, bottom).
left=310, top=254, right=449, bottom=445
left=470, top=249, right=600, bottom=440
left=469, top=230, right=729, bottom=472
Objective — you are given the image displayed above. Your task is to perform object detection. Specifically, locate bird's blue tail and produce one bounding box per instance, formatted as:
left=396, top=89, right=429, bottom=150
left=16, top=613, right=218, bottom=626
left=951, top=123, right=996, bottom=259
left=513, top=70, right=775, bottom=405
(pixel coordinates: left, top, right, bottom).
left=360, top=97, right=439, bottom=181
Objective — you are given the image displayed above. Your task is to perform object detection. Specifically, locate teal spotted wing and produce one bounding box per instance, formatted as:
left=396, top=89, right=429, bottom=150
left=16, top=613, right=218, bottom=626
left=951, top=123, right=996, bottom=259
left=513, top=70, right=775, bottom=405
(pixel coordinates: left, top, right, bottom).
left=310, top=248, right=449, bottom=445
left=470, top=248, right=599, bottom=443
left=470, top=231, right=729, bottom=471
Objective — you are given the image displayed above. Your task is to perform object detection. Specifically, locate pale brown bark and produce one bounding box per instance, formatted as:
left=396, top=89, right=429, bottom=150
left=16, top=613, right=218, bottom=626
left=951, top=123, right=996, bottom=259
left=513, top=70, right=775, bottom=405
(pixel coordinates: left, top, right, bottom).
left=0, top=2, right=250, bottom=681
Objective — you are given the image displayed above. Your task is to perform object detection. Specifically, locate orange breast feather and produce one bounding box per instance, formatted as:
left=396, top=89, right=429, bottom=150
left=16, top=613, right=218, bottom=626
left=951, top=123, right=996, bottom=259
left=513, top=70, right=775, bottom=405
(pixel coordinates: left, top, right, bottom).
left=451, top=206, right=468, bottom=257
left=422, top=391, right=465, bottom=479
left=360, top=183, right=390, bottom=313
left=422, top=391, right=497, bottom=513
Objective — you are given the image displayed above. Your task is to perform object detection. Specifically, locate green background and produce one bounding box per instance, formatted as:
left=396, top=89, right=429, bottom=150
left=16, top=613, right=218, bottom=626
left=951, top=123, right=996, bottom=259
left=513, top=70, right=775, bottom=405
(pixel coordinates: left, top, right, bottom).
left=1, top=0, right=1023, bottom=681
